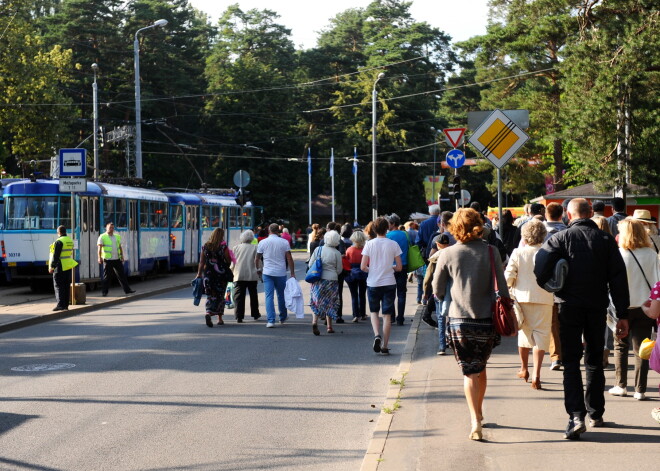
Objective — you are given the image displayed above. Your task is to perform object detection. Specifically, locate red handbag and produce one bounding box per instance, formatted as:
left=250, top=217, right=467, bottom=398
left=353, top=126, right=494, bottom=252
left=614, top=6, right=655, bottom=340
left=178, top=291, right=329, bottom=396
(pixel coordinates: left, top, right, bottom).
left=489, top=246, right=517, bottom=337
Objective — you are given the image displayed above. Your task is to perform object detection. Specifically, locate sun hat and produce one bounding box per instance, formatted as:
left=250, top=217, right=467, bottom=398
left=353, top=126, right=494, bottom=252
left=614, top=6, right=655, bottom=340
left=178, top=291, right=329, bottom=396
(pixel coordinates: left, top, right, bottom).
left=631, top=209, right=654, bottom=223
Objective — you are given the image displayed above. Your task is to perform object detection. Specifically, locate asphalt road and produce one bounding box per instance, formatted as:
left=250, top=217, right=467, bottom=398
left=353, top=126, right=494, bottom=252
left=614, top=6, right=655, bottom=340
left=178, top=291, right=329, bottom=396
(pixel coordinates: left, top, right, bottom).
left=0, top=278, right=417, bottom=471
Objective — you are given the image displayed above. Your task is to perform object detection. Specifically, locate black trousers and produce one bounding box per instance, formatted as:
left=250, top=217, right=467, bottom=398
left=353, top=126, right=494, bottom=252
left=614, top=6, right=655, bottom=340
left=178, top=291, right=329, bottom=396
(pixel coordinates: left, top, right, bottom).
left=559, top=304, right=606, bottom=420
left=234, top=280, right=260, bottom=319
left=337, top=272, right=345, bottom=318
left=102, top=259, right=131, bottom=294
left=53, top=270, right=70, bottom=308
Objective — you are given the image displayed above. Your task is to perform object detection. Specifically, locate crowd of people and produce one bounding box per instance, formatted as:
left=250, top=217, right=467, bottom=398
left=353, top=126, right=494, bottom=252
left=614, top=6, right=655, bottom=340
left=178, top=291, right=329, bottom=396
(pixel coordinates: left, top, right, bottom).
left=190, top=197, right=660, bottom=440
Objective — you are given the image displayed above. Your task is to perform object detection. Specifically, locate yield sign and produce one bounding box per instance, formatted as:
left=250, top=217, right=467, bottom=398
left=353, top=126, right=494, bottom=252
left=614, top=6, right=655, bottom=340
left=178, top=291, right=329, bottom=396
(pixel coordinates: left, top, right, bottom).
left=443, top=128, right=466, bottom=148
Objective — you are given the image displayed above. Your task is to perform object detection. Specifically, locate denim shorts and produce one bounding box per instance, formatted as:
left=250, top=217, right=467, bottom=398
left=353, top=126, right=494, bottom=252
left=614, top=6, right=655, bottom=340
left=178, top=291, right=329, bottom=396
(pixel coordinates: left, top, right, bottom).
left=367, top=285, right=396, bottom=316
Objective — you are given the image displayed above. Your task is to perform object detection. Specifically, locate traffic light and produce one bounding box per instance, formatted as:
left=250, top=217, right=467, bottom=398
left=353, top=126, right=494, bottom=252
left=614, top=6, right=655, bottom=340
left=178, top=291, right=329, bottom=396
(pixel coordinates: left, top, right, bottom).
left=448, top=176, right=461, bottom=204
left=243, top=190, right=251, bottom=203
left=235, top=189, right=244, bottom=206
left=371, top=194, right=378, bottom=210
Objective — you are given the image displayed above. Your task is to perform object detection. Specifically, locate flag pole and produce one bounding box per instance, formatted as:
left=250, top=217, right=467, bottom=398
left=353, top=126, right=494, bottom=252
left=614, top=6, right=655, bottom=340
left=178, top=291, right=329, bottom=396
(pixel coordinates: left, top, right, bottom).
left=330, top=148, right=335, bottom=221
left=353, top=147, right=358, bottom=226
left=308, top=148, right=312, bottom=225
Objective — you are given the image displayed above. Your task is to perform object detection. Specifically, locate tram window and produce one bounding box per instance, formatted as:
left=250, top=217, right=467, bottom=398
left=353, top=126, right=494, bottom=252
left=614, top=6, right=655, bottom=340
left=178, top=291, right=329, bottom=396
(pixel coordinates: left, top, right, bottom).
left=171, top=205, right=183, bottom=228
left=240, top=208, right=252, bottom=228
left=140, top=202, right=150, bottom=228
left=155, top=202, right=167, bottom=228
left=201, top=206, right=211, bottom=228
left=228, top=207, right=239, bottom=228
left=103, top=198, right=115, bottom=226
left=59, top=196, right=71, bottom=230
left=82, top=199, right=88, bottom=232
left=6, top=198, right=27, bottom=229
left=210, top=206, right=220, bottom=227
left=6, top=197, right=57, bottom=230
left=116, top=199, right=127, bottom=228
left=193, top=206, right=199, bottom=229
left=93, top=198, right=100, bottom=232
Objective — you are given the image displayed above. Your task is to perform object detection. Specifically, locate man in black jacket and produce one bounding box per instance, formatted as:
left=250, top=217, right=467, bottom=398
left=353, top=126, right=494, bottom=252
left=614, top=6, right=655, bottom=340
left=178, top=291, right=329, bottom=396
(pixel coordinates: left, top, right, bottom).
left=534, top=198, right=629, bottom=440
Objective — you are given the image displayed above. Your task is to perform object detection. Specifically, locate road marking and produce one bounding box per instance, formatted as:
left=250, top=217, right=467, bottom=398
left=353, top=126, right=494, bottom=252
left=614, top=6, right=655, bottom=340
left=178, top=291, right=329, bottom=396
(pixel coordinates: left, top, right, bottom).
left=11, top=363, right=76, bottom=372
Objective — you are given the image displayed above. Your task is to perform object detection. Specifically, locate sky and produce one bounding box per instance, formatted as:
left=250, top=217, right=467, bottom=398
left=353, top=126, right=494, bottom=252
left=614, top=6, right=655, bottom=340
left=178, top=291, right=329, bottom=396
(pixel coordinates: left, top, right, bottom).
left=187, top=0, right=490, bottom=49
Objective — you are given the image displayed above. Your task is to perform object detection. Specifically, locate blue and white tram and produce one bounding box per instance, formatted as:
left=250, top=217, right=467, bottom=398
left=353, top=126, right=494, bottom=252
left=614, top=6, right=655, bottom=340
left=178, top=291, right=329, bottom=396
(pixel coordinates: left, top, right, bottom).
left=2, top=180, right=170, bottom=283
left=0, top=178, right=23, bottom=282
left=2, top=180, right=262, bottom=284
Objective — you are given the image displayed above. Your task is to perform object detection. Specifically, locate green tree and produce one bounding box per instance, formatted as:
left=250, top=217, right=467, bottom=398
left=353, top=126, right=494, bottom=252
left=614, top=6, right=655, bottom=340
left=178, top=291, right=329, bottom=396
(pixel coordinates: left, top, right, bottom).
left=0, top=1, right=75, bottom=171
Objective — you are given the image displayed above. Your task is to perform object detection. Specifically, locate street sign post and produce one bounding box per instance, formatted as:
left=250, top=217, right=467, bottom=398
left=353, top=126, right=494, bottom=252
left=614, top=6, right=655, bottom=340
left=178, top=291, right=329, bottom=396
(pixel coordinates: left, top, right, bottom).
left=233, top=170, right=250, bottom=232
left=445, top=149, right=466, bottom=169
left=58, top=149, right=86, bottom=177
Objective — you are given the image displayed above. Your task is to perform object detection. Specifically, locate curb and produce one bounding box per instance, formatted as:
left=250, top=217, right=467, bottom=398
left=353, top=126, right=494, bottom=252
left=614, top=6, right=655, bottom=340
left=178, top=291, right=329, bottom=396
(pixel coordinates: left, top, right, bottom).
left=360, top=306, right=423, bottom=471
left=0, top=281, right=190, bottom=334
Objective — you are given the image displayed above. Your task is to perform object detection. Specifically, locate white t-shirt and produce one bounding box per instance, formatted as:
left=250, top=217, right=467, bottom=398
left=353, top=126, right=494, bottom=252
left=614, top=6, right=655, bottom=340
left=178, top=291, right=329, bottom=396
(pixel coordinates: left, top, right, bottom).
left=362, top=237, right=402, bottom=287
left=257, top=234, right=291, bottom=277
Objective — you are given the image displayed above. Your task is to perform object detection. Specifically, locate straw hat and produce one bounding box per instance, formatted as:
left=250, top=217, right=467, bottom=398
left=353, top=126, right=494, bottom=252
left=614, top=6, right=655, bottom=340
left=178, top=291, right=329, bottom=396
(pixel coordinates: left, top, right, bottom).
left=630, top=209, right=654, bottom=223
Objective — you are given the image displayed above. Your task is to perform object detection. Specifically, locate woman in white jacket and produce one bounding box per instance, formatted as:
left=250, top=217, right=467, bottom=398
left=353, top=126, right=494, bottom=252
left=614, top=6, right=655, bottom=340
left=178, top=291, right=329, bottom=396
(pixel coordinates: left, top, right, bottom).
left=504, top=220, right=554, bottom=390
left=308, top=230, right=343, bottom=335
left=609, top=218, right=660, bottom=400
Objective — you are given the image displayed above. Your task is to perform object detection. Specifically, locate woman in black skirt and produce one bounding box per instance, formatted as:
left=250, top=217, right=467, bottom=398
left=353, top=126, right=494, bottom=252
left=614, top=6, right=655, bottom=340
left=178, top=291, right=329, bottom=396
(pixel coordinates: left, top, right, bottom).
left=433, top=208, right=509, bottom=441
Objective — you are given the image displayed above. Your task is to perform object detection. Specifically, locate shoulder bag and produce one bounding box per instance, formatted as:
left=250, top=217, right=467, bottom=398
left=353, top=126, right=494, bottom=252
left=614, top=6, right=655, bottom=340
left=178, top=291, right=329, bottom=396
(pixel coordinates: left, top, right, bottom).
left=305, top=246, right=323, bottom=284
left=489, top=245, right=517, bottom=337
left=405, top=232, right=425, bottom=272
left=628, top=250, right=654, bottom=291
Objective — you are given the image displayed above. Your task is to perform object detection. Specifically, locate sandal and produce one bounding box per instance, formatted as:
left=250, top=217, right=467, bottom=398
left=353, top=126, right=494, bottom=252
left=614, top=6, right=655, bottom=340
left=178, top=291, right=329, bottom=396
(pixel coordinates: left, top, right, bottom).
left=327, top=328, right=335, bottom=334
left=217, top=318, right=224, bottom=325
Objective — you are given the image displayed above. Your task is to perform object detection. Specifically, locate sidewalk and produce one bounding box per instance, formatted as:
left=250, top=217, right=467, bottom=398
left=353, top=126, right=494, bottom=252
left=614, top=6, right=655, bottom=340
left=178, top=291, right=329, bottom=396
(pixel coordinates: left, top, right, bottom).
left=363, top=310, right=660, bottom=471
left=0, top=271, right=193, bottom=333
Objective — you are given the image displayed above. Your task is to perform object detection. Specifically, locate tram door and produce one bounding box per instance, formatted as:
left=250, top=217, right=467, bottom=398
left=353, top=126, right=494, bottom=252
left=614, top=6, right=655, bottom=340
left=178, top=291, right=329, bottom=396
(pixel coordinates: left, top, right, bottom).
left=185, top=205, right=199, bottom=265
left=78, top=196, right=100, bottom=280
left=129, top=200, right=139, bottom=273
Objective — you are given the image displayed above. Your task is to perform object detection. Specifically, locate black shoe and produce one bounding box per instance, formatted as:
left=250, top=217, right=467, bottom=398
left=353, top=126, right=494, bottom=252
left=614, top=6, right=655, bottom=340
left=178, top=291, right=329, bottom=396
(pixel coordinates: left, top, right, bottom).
left=336, top=317, right=345, bottom=324
left=125, top=290, right=136, bottom=294
left=564, top=417, right=586, bottom=440
left=373, top=335, right=382, bottom=353
left=52, top=306, right=67, bottom=311
left=380, top=347, right=390, bottom=355
left=205, top=314, right=213, bottom=328
left=236, top=318, right=243, bottom=323
left=252, top=314, right=261, bottom=320
left=422, top=315, right=438, bottom=328
left=102, top=292, right=108, bottom=297
left=396, top=320, right=405, bottom=326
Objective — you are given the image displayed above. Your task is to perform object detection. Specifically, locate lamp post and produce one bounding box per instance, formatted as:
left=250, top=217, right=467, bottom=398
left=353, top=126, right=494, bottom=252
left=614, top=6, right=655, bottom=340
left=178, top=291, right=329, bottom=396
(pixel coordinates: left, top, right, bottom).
left=134, top=19, right=168, bottom=180
left=371, top=72, right=385, bottom=221
left=430, top=127, right=442, bottom=204
left=92, top=63, right=99, bottom=179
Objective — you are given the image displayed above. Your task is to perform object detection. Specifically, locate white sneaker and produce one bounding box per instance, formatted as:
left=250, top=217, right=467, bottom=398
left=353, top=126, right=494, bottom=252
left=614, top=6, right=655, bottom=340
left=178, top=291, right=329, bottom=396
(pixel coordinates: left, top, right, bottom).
left=608, top=386, right=627, bottom=396
left=266, top=322, right=275, bottom=328
left=633, top=392, right=647, bottom=401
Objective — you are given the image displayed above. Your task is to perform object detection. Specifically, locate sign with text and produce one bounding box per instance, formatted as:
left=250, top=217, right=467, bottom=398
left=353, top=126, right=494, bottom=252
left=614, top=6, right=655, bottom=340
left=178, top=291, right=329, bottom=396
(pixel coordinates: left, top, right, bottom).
left=59, top=177, right=87, bottom=193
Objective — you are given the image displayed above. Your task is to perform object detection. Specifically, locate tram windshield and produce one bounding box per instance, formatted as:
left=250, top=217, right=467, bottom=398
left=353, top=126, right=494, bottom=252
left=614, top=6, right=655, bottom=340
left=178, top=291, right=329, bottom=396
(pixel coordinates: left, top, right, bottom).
left=5, top=196, right=59, bottom=230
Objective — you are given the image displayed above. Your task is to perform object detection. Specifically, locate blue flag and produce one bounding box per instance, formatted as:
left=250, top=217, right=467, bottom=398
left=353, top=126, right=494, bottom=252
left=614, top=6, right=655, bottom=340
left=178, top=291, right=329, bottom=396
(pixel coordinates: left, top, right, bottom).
left=352, top=147, right=358, bottom=175
left=307, top=148, right=311, bottom=175
left=330, top=149, right=334, bottom=177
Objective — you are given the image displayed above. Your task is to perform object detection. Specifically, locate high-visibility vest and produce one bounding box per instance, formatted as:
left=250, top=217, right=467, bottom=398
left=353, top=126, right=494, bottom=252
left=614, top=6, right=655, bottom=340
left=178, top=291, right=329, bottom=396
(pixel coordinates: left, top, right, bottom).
left=49, top=235, right=78, bottom=271
left=100, top=232, right=122, bottom=260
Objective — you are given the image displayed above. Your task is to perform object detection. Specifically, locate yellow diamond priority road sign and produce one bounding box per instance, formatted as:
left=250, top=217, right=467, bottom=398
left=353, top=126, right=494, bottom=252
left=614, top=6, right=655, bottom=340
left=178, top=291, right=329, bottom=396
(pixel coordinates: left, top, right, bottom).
left=468, top=109, right=529, bottom=168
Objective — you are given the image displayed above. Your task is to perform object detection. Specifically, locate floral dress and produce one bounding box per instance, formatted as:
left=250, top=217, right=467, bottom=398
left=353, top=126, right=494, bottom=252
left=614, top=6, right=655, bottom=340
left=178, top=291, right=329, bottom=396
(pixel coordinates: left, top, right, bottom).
left=202, top=242, right=231, bottom=316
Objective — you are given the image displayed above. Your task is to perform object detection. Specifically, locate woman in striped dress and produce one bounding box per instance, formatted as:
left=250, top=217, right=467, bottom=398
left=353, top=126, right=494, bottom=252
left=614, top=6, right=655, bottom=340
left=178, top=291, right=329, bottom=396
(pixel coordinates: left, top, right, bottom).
left=308, top=230, right=343, bottom=335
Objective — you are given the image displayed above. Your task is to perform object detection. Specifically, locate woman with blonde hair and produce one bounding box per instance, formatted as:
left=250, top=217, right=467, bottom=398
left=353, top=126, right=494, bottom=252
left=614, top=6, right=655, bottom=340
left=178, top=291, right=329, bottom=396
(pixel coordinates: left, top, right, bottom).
left=433, top=208, right=509, bottom=440
left=196, top=228, right=232, bottom=327
left=609, top=218, right=660, bottom=400
left=591, top=215, right=612, bottom=235
left=345, top=230, right=368, bottom=321
left=505, top=219, right=554, bottom=390
left=307, top=223, right=320, bottom=253
left=308, top=230, right=343, bottom=335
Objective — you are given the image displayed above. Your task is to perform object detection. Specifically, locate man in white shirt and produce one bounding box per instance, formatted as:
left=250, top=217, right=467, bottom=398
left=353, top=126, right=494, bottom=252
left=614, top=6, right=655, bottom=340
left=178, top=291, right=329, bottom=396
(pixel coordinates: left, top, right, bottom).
left=361, top=217, right=402, bottom=355
left=256, top=223, right=295, bottom=327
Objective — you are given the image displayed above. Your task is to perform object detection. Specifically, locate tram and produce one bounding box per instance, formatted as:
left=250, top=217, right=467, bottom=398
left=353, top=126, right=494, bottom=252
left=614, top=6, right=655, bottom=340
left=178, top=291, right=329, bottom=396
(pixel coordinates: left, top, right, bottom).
left=0, top=178, right=24, bottom=282
left=1, top=179, right=261, bottom=284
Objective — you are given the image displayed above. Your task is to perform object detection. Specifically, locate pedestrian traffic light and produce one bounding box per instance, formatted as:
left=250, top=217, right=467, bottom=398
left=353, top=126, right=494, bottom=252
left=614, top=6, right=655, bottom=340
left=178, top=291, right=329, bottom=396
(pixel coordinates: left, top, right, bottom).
left=371, top=194, right=378, bottom=210
left=235, top=190, right=244, bottom=206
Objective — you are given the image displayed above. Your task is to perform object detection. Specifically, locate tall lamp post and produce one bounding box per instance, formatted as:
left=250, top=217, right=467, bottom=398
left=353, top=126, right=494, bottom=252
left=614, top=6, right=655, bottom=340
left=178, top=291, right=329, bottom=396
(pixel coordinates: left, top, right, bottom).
left=134, top=19, right=168, bottom=180
left=92, top=63, right=99, bottom=179
left=371, top=72, right=385, bottom=221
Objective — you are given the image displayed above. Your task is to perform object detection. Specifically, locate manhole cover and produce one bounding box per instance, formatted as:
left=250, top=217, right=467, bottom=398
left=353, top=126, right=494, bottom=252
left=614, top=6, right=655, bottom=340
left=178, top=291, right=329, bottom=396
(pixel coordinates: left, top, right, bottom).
left=11, top=363, right=76, bottom=372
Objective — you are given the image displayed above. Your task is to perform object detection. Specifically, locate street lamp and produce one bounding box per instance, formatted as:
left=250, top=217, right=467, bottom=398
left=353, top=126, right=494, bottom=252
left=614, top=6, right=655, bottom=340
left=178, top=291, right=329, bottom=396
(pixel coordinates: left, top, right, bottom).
left=92, top=63, right=99, bottom=179
left=430, top=127, right=442, bottom=204
left=371, top=72, right=385, bottom=220
left=134, top=18, right=168, bottom=179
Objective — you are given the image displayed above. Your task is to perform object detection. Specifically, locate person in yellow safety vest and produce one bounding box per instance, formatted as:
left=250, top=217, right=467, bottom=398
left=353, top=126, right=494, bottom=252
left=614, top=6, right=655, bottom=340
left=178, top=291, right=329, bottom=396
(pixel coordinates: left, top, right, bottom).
left=48, top=225, right=78, bottom=311
left=97, top=221, right=135, bottom=297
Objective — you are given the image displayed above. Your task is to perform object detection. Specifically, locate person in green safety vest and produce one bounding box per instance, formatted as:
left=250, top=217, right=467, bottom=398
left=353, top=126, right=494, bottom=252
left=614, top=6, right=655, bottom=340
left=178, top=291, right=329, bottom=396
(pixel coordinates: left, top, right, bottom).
left=97, top=222, right=135, bottom=296
left=48, top=225, right=78, bottom=311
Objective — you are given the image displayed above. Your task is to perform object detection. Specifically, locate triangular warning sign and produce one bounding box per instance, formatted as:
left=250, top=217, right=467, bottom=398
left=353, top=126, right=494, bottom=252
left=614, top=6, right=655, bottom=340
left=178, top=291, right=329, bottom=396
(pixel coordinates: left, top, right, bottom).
left=443, top=128, right=466, bottom=148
